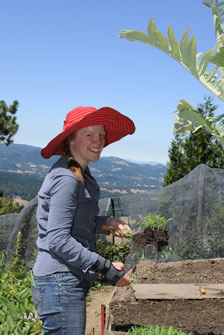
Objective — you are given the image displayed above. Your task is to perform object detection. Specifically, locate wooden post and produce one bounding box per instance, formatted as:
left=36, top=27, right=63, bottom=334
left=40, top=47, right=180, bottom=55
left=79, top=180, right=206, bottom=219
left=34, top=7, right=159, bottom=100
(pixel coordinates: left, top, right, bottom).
left=101, top=304, right=106, bottom=335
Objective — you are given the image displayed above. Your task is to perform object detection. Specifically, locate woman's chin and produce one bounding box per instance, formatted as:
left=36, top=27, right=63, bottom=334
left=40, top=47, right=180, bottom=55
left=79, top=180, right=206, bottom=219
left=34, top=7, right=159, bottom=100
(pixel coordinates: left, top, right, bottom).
left=89, top=154, right=101, bottom=162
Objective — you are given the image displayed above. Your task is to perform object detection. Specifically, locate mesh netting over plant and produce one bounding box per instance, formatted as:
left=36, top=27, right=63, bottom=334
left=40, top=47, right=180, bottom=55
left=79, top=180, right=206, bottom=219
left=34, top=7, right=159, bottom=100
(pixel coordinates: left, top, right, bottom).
left=159, top=164, right=224, bottom=260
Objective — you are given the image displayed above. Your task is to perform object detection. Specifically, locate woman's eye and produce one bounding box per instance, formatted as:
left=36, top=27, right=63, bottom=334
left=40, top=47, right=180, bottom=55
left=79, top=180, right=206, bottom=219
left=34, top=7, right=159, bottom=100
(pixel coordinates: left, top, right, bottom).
left=86, top=133, right=105, bottom=138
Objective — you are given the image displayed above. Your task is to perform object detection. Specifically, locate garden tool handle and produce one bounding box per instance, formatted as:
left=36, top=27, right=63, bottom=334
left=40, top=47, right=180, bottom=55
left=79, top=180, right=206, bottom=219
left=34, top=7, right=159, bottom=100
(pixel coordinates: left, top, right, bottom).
left=102, top=225, right=120, bottom=233
left=102, top=225, right=131, bottom=242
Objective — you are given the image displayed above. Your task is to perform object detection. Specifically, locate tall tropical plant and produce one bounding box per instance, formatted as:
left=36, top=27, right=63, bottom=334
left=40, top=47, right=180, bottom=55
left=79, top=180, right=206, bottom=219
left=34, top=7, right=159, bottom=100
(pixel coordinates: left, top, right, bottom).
left=119, top=0, right=224, bottom=143
left=164, top=97, right=224, bottom=186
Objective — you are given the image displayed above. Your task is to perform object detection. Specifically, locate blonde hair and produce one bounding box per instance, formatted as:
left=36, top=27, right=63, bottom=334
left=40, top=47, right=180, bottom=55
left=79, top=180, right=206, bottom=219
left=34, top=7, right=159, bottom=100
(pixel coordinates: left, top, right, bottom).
left=63, top=134, right=84, bottom=182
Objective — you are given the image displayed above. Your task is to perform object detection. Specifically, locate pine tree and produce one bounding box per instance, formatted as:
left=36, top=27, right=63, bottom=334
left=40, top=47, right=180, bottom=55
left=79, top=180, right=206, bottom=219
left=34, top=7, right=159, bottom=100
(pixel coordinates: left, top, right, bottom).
left=0, top=100, right=19, bottom=145
left=164, top=96, right=224, bottom=186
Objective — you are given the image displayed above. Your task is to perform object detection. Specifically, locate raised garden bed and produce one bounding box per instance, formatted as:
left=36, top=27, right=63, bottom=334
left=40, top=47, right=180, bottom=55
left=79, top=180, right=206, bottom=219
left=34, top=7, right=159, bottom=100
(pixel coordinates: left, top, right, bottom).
left=108, top=258, right=224, bottom=335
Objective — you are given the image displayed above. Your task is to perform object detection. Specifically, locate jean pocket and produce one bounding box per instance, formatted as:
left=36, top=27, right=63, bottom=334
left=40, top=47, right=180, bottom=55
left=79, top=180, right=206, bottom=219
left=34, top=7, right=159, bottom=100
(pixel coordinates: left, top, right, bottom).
left=31, top=285, right=43, bottom=315
left=59, top=273, right=84, bottom=297
left=61, top=272, right=81, bottom=284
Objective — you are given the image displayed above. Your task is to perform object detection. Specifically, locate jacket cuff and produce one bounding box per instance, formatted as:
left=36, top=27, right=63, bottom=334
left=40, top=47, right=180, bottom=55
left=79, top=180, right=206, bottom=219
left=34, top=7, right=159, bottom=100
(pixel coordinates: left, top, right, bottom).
left=90, top=255, right=107, bottom=272
left=90, top=256, right=125, bottom=285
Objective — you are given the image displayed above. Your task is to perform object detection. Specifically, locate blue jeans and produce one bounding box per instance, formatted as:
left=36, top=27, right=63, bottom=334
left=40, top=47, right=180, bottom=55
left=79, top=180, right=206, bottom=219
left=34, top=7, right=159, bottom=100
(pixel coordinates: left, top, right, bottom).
left=32, top=272, right=90, bottom=335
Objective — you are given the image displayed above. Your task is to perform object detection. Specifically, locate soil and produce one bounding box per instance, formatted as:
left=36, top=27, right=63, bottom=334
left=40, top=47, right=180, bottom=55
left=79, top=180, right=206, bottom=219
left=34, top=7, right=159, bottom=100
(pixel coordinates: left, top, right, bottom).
left=132, top=227, right=169, bottom=251
left=110, top=258, right=224, bottom=335
left=85, top=286, right=115, bottom=335
left=86, top=228, right=224, bottom=335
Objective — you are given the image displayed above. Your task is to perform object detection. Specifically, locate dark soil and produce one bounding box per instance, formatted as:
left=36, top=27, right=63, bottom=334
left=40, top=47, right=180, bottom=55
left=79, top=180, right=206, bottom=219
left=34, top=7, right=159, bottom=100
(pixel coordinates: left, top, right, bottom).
left=136, top=258, right=224, bottom=284
left=132, top=227, right=169, bottom=251
left=109, top=258, right=224, bottom=335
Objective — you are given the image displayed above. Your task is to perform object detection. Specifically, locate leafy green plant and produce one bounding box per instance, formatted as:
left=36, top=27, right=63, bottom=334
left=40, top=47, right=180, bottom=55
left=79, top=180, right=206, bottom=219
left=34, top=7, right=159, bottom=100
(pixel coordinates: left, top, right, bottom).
left=137, top=213, right=174, bottom=259
left=0, top=267, right=43, bottom=334
left=138, top=214, right=172, bottom=231
left=160, top=246, right=174, bottom=260
left=97, top=239, right=130, bottom=263
left=0, top=239, right=42, bottom=334
left=125, top=324, right=192, bottom=335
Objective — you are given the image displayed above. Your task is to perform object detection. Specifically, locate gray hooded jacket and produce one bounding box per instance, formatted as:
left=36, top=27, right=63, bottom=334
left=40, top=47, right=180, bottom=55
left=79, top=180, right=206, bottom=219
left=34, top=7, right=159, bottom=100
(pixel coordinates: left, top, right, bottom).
left=33, top=156, right=108, bottom=282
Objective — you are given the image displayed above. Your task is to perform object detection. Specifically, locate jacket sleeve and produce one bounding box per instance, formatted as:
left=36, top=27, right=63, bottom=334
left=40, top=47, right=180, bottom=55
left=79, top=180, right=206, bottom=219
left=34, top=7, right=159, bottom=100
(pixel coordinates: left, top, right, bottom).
left=46, top=174, right=98, bottom=273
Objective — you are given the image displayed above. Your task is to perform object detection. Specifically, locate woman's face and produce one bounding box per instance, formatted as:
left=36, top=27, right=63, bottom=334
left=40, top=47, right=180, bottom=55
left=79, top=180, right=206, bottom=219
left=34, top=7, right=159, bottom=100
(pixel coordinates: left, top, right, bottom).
left=69, top=125, right=106, bottom=169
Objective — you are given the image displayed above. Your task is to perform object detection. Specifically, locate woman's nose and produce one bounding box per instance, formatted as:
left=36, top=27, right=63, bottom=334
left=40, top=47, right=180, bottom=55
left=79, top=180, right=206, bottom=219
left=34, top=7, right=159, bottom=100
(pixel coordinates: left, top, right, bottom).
left=95, top=135, right=105, bottom=145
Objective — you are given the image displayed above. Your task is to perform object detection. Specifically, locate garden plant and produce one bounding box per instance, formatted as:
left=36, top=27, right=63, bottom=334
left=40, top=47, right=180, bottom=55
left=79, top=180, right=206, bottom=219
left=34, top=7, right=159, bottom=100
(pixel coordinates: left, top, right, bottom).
left=124, top=325, right=193, bottom=335
left=0, top=250, right=42, bottom=335
left=120, top=0, right=224, bottom=143
left=133, top=213, right=173, bottom=259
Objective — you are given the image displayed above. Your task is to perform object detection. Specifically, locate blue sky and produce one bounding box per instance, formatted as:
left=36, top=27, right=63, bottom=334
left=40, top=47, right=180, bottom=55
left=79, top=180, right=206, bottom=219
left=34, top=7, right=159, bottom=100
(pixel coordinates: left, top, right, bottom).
left=0, top=0, right=221, bottom=164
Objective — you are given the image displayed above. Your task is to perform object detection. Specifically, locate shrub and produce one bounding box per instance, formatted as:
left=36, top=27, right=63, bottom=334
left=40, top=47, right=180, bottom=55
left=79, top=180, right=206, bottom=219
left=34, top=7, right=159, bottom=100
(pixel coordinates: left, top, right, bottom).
left=93, top=239, right=131, bottom=288
left=0, top=251, right=42, bottom=334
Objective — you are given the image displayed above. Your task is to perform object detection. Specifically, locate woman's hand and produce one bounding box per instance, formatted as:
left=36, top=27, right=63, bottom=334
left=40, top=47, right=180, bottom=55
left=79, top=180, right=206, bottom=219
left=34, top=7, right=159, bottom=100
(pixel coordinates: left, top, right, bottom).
left=112, top=262, right=132, bottom=287
left=106, top=217, right=132, bottom=237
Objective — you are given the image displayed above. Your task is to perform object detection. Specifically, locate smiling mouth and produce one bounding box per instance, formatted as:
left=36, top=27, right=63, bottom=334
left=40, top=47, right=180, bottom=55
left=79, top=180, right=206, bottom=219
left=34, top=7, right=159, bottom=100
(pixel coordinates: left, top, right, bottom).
left=89, top=148, right=101, bottom=153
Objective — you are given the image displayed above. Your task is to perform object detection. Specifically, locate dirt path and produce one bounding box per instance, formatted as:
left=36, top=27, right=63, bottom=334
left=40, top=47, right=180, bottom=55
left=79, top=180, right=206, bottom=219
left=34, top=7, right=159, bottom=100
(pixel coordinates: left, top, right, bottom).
left=85, top=286, right=115, bottom=335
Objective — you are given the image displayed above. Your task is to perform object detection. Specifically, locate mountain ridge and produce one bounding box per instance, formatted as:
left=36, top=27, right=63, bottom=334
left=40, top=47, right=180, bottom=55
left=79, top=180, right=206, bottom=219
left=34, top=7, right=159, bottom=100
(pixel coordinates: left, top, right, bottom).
left=0, top=144, right=167, bottom=200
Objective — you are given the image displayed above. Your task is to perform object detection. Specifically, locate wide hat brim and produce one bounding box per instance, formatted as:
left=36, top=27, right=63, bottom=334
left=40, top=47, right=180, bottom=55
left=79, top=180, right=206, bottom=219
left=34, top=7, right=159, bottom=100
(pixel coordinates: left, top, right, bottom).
left=41, top=106, right=135, bottom=159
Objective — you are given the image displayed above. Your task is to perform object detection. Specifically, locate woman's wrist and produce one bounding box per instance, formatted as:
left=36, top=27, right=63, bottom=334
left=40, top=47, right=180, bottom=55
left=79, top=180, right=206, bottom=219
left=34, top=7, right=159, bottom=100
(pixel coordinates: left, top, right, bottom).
left=90, top=255, right=125, bottom=285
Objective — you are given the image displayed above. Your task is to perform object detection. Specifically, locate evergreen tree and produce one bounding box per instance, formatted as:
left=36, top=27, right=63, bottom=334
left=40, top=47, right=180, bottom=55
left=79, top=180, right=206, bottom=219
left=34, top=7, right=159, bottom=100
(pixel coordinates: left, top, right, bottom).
left=164, top=97, right=224, bottom=186
left=0, top=100, right=19, bottom=145
left=0, top=100, right=20, bottom=213
left=0, top=197, right=21, bottom=215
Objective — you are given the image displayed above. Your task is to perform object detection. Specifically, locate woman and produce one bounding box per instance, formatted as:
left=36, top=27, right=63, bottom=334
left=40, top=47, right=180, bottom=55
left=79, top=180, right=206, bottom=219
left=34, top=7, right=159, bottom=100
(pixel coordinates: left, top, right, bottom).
left=32, top=106, right=135, bottom=335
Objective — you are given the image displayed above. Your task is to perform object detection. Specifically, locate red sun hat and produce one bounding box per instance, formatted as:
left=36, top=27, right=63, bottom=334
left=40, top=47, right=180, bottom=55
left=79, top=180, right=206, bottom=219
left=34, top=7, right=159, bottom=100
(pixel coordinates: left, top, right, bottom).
left=41, top=106, right=136, bottom=159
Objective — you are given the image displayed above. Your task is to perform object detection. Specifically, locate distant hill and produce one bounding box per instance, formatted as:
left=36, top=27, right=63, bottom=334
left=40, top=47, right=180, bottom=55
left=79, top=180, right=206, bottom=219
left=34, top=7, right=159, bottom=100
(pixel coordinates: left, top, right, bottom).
left=89, top=157, right=167, bottom=196
left=0, top=144, right=167, bottom=200
left=0, top=143, right=57, bottom=176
